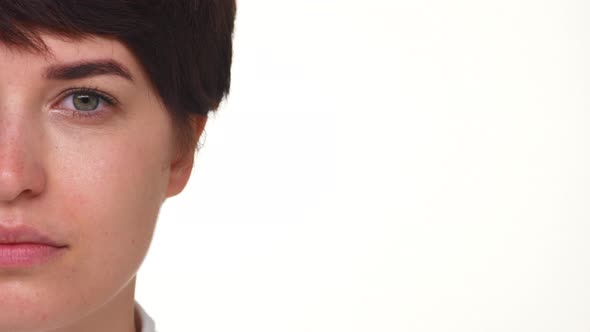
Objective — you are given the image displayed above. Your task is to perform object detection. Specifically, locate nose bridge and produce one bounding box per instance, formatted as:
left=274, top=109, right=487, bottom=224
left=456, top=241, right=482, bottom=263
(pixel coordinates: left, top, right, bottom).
left=0, top=102, right=46, bottom=202
left=0, top=112, right=28, bottom=170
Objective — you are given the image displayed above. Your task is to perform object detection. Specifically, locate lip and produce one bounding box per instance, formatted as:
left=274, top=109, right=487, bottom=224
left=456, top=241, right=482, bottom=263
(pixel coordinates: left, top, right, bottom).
left=0, top=224, right=65, bottom=246
left=0, top=224, right=67, bottom=268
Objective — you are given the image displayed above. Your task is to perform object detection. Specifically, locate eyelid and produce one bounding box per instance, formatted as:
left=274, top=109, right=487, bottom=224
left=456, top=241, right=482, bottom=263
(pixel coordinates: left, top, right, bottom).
left=58, top=87, right=119, bottom=106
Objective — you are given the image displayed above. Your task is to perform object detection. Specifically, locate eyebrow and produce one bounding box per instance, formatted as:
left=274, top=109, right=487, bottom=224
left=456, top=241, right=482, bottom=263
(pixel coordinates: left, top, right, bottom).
left=44, top=60, right=134, bottom=82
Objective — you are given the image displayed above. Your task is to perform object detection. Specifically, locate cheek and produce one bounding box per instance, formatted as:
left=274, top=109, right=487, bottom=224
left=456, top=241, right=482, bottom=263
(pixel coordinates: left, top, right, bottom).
left=60, top=137, right=169, bottom=249
left=46, top=124, right=172, bottom=300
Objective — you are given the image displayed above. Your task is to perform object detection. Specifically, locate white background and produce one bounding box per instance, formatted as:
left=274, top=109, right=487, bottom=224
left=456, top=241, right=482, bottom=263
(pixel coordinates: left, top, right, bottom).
left=136, top=0, right=590, bottom=331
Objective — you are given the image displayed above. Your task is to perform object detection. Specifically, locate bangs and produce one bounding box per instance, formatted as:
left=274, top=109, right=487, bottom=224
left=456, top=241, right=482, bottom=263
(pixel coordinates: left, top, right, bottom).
left=0, top=1, right=156, bottom=51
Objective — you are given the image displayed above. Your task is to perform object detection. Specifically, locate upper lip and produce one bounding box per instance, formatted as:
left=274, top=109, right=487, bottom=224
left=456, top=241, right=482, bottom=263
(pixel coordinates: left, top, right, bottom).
left=0, top=224, right=65, bottom=247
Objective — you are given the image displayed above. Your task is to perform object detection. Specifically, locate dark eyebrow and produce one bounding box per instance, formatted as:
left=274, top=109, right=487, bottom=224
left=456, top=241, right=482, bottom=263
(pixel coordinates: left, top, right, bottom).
left=44, top=60, right=134, bottom=82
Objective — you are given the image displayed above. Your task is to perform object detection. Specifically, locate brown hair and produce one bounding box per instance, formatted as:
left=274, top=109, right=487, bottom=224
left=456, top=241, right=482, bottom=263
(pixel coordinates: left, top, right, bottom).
left=0, top=0, right=236, bottom=154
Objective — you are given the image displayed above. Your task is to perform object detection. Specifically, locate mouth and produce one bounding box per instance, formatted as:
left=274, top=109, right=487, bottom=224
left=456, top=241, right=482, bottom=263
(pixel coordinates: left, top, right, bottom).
left=0, top=224, right=68, bottom=269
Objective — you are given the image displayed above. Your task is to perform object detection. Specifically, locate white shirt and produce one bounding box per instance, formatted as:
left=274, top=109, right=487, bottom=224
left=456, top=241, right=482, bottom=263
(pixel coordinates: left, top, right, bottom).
left=135, top=302, right=157, bottom=332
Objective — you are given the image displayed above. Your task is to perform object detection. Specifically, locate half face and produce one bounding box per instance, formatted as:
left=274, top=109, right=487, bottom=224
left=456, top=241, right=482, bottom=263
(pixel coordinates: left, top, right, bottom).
left=0, top=34, right=195, bottom=331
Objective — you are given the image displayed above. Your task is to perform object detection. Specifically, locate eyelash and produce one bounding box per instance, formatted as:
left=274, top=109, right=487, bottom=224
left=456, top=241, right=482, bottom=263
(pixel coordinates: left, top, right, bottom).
left=54, top=87, right=119, bottom=120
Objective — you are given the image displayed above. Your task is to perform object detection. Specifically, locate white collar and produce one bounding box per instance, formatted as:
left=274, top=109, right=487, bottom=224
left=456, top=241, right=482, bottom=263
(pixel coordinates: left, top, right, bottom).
left=135, top=301, right=157, bottom=332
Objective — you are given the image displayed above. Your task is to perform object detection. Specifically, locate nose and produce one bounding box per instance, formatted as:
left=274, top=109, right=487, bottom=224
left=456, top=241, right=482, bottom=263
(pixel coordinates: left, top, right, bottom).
left=0, top=116, right=46, bottom=203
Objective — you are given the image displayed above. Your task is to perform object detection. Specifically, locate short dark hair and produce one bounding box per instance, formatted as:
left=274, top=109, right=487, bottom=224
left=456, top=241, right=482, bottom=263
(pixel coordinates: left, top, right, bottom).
left=0, top=0, right=236, bottom=154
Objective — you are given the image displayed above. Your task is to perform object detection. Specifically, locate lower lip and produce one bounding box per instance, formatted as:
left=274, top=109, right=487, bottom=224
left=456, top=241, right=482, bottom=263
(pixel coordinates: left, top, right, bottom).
left=0, top=244, right=66, bottom=268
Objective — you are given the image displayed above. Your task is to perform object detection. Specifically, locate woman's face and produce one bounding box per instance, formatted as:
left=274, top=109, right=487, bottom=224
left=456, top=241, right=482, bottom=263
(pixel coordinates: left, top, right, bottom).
left=0, top=34, right=196, bottom=331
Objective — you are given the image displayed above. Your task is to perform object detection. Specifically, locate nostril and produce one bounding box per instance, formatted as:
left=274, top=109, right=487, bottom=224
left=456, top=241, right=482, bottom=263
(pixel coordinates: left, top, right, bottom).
left=0, top=166, right=46, bottom=202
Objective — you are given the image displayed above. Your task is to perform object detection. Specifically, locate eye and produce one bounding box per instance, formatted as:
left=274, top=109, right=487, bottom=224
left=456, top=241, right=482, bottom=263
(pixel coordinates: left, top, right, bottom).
left=72, top=92, right=100, bottom=111
left=52, top=87, right=119, bottom=120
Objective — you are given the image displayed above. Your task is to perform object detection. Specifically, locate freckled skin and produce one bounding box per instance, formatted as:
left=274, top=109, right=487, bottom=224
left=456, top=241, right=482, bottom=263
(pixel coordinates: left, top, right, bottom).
left=0, top=34, right=201, bottom=332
